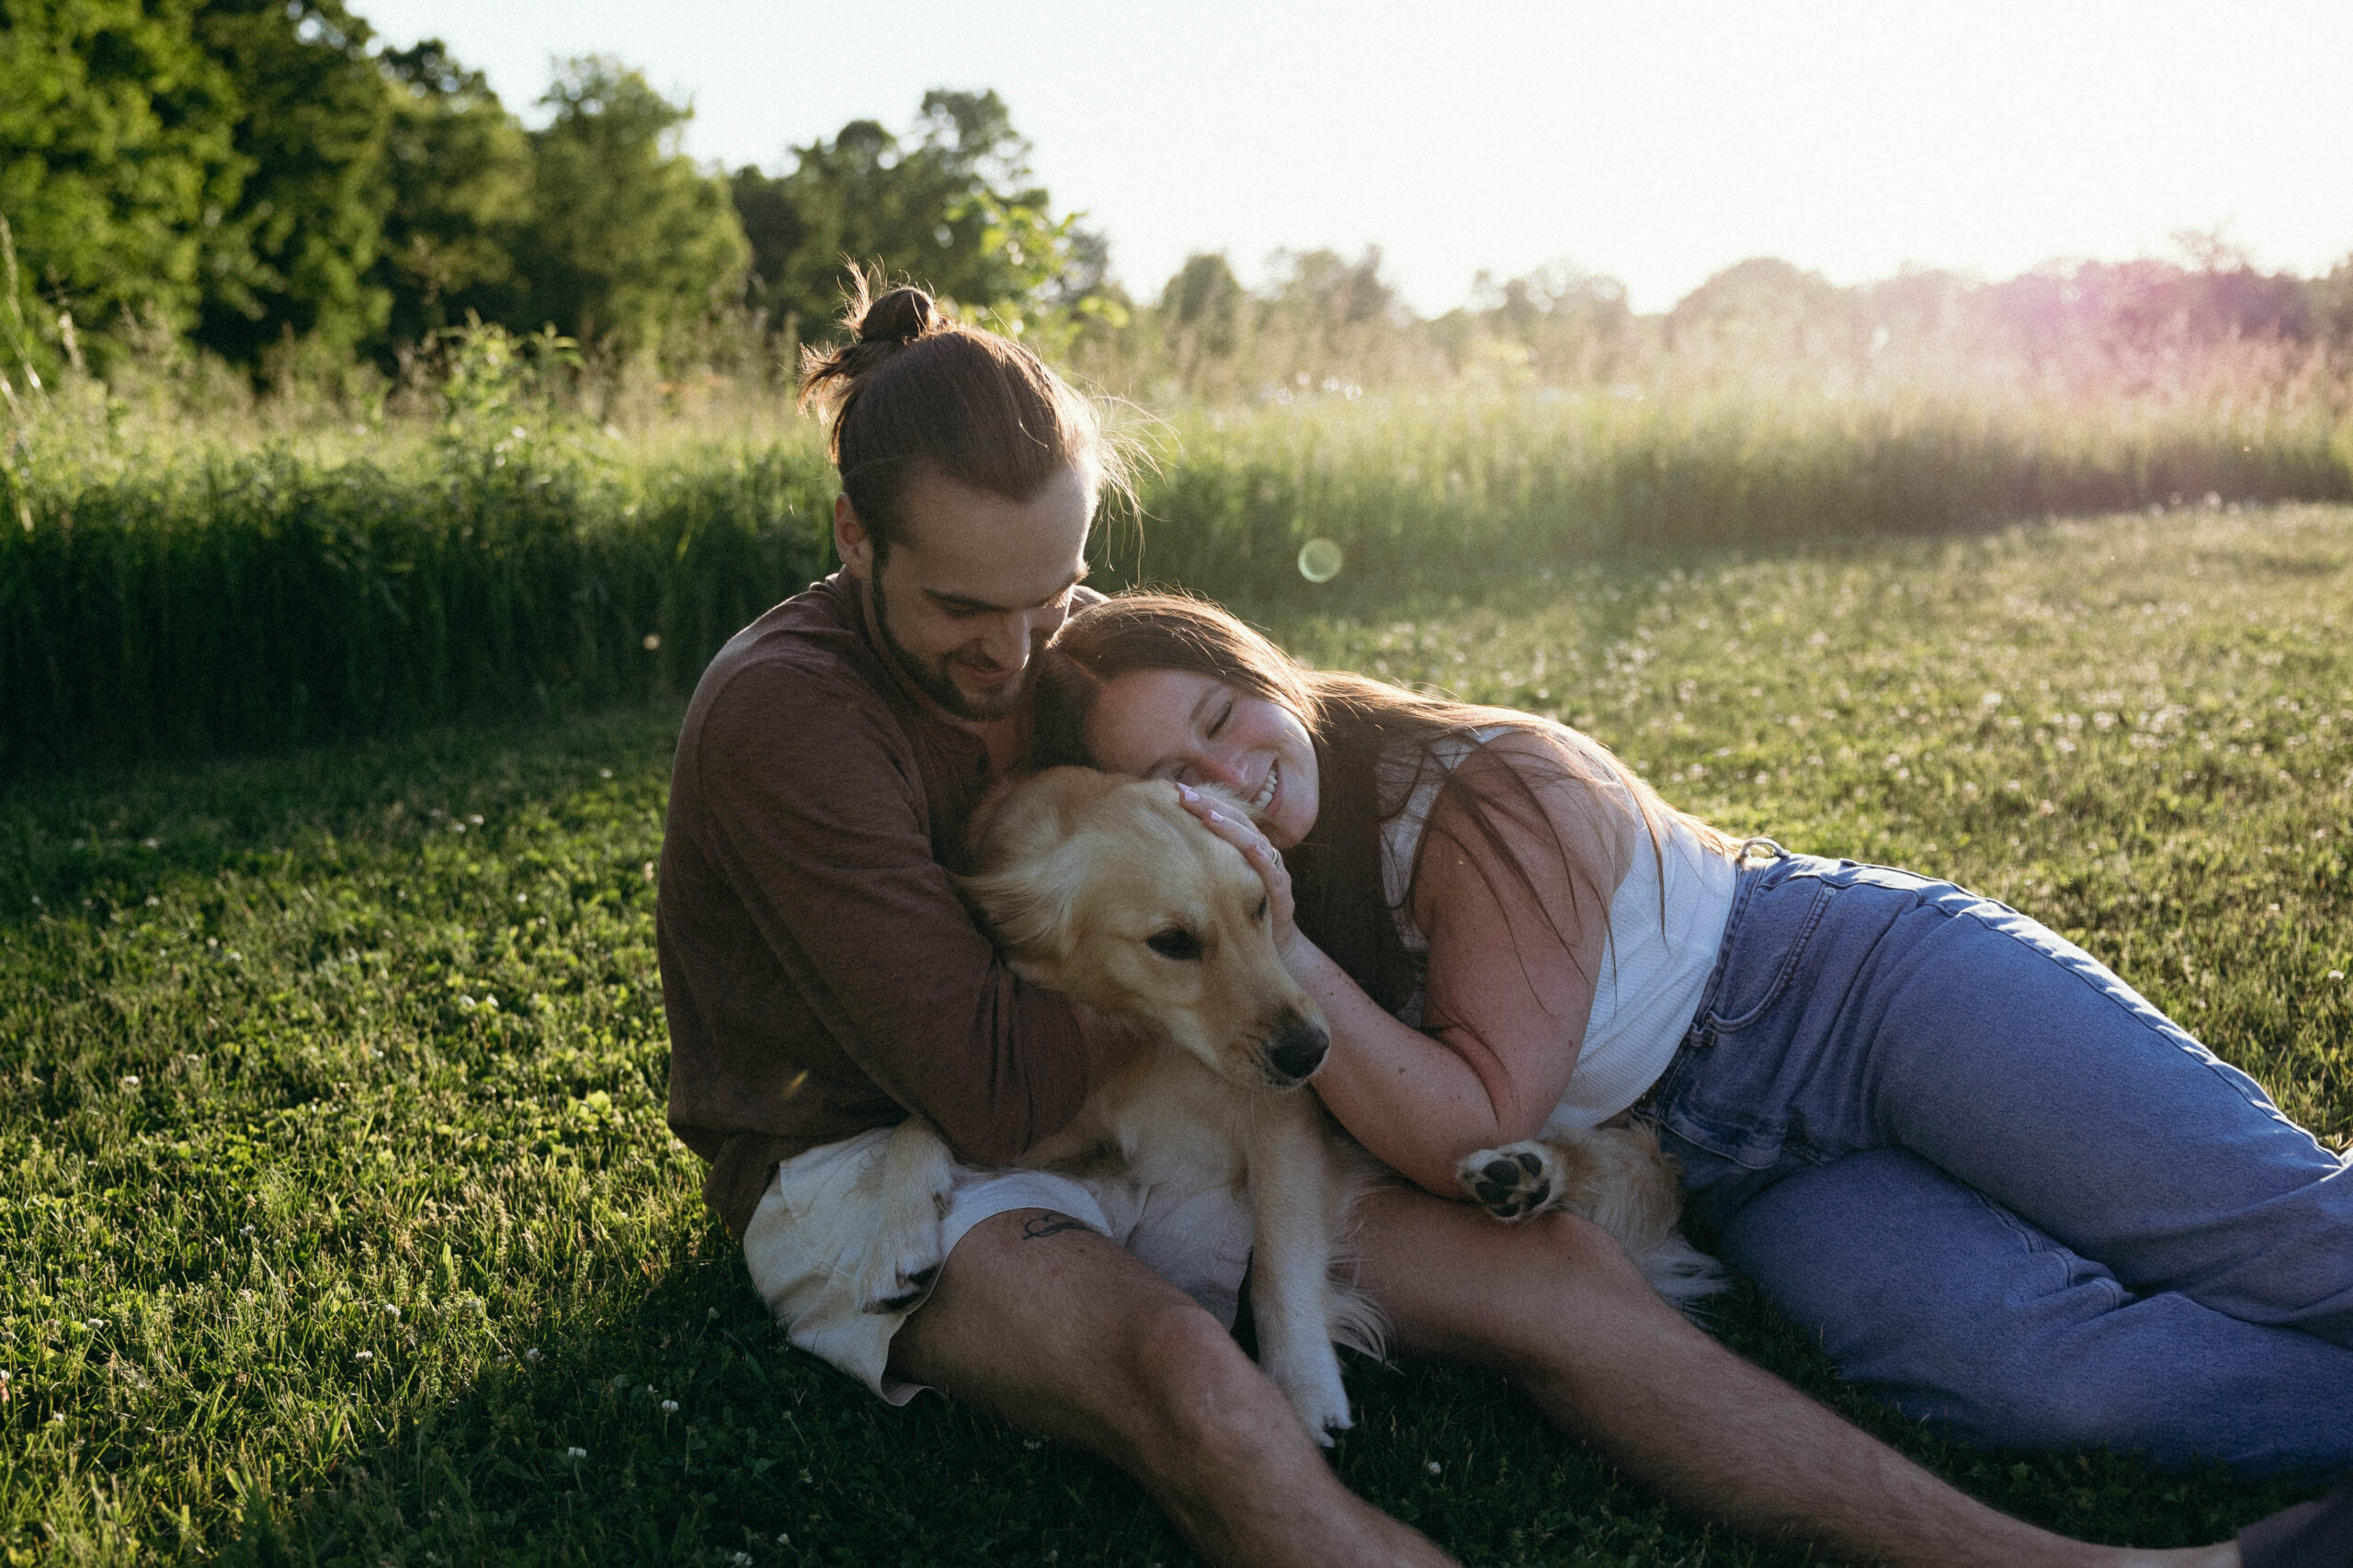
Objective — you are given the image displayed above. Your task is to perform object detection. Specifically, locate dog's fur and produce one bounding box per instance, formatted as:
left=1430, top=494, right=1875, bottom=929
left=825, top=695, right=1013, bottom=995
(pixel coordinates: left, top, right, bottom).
left=857, top=767, right=1382, bottom=1443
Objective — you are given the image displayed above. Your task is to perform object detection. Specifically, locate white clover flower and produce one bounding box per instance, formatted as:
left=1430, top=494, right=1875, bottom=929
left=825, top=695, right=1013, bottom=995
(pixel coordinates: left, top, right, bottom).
left=1426, top=1460, right=1442, bottom=1474
left=526, top=1348, right=543, bottom=1362
left=120, top=1075, right=140, bottom=1088
left=383, top=1305, right=400, bottom=1320
left=661, top=1400, right=678, bottom=1414
left=564, top=1446, right=586, bottom=1460
left=356, top=1350, right=374, bottom=1363
left=732, top=1554, right=753, bottom=1566
left=599, top=768, right=613, bottom=779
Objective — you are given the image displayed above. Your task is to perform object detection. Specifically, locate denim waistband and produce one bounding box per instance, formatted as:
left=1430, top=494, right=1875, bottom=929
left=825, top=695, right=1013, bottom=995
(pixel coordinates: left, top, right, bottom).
left=1631, top=836, right=1796, bottom=1114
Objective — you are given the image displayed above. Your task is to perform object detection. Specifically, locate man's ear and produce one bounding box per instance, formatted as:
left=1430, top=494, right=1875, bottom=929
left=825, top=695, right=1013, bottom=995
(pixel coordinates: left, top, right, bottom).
left=834, top=494, right=874, bottom=581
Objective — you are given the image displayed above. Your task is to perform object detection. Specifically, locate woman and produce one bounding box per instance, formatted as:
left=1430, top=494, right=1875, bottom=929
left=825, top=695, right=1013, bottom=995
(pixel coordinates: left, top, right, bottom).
left=1036, top=590, right=2353, bottom=1483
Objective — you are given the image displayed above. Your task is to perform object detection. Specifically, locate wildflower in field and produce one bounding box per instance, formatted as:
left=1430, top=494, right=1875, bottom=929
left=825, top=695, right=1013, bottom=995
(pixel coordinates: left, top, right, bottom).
left=121, top=1075, right=139, bottom=1088
left=526, top=1348, right=543, bottom=1362
left=661, top=1399, right=679, bottom=1413
left=565, top=1446, right=586, bottom=1460
left=732, top=1555, right=753, bottom=1566
left=599, top=768, right=613, bottom=778
left=384, top=1305, right=400, bottom=1320
left=356, top=1351, right=374, bottom=1363
left=1426, top=1460, right=1442, bottom=1474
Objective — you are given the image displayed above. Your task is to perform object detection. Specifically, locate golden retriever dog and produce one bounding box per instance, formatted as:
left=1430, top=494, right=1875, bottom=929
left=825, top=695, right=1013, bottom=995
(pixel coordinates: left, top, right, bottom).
left=856, top=767, right=1382, bottom=1443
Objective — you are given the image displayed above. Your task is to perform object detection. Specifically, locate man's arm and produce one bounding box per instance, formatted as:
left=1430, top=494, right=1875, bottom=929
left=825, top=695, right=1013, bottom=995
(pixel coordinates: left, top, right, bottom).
left=691, top=659, right=1088, bottom=1165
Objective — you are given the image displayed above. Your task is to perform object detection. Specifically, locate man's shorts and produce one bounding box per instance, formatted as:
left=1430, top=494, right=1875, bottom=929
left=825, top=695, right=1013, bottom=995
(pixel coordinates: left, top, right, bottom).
left=743, top=1126, right=1256, bottom=1405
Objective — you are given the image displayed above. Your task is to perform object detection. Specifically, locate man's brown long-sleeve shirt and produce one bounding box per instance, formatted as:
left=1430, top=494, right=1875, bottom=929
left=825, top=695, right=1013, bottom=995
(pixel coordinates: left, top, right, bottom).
left=657, top=573, right=1089, bottom=1237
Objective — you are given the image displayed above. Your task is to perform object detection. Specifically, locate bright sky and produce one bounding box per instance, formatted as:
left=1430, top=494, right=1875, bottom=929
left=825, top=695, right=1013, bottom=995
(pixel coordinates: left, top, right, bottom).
left=358, top=0, right=2353, bottom=315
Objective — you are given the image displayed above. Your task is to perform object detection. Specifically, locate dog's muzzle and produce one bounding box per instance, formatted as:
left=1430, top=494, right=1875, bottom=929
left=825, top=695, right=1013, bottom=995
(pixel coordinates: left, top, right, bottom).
left=1262, top=1012, right=1332, bottom=1087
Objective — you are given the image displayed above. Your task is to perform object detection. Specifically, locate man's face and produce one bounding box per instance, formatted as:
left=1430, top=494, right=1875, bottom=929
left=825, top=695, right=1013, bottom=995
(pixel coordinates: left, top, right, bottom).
left=835, top=465, right=1093, bottom=722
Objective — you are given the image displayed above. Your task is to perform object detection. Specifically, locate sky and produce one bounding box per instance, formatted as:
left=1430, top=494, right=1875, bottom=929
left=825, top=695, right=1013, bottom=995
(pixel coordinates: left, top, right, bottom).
left=356, top=0, right=2353, bottom=315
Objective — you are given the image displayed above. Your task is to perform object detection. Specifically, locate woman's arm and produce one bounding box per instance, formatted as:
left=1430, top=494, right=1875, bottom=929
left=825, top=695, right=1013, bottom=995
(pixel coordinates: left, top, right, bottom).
left=1181, top=733, right=1635, bottom=1194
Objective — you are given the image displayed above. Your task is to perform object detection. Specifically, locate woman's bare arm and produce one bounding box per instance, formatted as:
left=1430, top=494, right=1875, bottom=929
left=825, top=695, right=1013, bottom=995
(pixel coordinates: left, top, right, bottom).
left=1180, top=732, right=1637, bottom=1193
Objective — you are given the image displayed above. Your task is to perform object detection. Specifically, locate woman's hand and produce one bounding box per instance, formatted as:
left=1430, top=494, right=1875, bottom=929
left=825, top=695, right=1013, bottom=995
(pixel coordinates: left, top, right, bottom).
left=1175, top=782, right=1303, bottom=963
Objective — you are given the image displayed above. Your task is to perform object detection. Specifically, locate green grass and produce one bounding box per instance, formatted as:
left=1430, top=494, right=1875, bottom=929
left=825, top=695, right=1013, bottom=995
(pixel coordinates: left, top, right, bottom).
left=6, top=388, right=2348, bottom=773
left=5, top=504, right=2350, bottom=1565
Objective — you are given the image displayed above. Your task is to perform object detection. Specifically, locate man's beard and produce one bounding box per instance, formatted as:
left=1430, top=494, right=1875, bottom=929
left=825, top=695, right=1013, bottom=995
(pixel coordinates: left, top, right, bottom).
left=870, top=583, right=1041, bottom=722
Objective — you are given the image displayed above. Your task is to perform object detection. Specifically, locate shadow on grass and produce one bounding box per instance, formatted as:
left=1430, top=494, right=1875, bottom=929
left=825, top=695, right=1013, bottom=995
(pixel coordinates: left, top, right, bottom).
left=211, top=1256, right=2307, bottom=1568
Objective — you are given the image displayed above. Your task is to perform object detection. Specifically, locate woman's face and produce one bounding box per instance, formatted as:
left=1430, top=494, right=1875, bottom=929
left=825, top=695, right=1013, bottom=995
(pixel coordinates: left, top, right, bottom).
left=1084, top=669, right=1321, bottom=849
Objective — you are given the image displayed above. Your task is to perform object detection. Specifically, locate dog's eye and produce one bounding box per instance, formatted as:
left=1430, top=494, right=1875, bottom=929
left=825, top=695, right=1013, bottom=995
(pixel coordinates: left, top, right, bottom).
left=1255, top=895, right=1268, bottom=922
left=1145, top=927, right=1204, bottom=961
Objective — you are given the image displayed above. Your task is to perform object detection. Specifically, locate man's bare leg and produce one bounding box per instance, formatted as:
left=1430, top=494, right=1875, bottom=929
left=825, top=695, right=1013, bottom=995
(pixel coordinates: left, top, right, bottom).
left=889, top=1207, right=1453, bottom=1568
left=1352, top=1188, right=2239, bottom=1568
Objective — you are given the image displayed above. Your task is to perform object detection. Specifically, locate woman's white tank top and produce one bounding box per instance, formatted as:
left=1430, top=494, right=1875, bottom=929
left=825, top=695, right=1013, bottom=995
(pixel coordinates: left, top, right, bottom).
left=1376, top=724, right=1736, bottom=1130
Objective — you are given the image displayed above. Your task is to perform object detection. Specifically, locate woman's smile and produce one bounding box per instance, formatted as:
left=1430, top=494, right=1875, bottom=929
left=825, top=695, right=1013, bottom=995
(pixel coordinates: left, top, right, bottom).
left=1083, top=668, right=1321, bottom=848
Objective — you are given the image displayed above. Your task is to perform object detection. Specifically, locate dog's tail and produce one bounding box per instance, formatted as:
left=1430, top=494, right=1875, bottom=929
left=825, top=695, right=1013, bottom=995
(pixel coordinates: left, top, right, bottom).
left=1640, top=1233, right=1732, bottom=1315
left=1325, top=1142, right=1393, bottom=1361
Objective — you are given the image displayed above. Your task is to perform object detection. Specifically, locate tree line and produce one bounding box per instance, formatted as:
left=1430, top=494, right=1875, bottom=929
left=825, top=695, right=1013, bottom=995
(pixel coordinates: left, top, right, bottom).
left=0, top=0, right=1098, bottom=381
left=4, top=0, right=2350, bottom=405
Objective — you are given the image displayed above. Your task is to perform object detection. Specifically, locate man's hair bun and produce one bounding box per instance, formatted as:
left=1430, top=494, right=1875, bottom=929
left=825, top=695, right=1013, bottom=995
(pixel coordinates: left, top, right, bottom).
left=857, top=286, right=938, bottom=346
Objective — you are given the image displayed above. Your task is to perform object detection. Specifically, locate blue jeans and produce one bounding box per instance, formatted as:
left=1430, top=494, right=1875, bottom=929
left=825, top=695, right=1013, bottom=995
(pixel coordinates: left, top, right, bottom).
left=1645, top=851, right=2353, bottom=1479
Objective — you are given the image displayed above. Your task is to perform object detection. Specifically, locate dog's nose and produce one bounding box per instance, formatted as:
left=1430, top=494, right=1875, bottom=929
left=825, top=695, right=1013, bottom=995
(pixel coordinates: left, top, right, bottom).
left=1264, top=1013, right=1331, bottom=1085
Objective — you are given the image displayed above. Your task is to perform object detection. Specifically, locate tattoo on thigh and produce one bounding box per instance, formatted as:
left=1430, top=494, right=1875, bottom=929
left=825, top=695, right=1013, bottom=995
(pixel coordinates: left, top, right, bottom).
left=1020, top=1215, right=1090, bottom=1242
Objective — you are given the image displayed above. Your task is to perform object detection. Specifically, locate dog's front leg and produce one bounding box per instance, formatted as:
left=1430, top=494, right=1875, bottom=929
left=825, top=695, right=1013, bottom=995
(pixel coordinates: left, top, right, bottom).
left=1244, top=1097, right=1353, bottom=1446
left=853, top=1114, right=957, bottom=1315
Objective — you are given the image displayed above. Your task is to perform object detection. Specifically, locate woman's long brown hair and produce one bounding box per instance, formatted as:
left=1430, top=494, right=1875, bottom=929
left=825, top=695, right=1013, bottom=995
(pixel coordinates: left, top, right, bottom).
left=1034, top=592, right=1733, bottom=1018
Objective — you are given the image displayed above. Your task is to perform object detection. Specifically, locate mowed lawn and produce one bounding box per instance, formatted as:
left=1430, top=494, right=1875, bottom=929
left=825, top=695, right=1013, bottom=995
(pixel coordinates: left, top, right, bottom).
left=5, top=504, right=2349, bottom=1566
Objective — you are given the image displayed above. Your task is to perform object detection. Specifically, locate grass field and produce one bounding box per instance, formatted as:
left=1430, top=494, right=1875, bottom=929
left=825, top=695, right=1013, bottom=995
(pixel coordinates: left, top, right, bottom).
left=5, top=503, right=2350, bottom=1565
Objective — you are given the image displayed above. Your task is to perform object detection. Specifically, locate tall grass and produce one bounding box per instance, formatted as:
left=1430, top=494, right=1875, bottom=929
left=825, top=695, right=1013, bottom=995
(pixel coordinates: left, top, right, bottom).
left=4, top=384, right=2349, bottom=774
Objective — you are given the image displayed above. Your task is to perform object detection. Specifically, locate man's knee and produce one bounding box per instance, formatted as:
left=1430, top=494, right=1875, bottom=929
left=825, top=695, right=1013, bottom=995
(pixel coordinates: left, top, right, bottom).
left=1117, top=1296, right=1294, bottom=1449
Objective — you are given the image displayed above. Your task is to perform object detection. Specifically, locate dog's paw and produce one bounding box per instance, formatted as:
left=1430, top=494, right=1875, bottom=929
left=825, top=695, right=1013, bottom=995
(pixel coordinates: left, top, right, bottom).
left=1457, top=1142, right=1563, bottom=1221
left=1265, top=1347, right=1353, bottom=1448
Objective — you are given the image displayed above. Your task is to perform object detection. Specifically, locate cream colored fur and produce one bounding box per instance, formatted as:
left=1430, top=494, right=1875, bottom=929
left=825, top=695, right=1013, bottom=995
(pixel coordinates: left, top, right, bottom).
left=857, top=767, right=1383, bottom=1445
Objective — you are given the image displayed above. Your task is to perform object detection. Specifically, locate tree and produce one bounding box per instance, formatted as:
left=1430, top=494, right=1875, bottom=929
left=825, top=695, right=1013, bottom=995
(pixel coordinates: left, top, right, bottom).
left=188, top=0, right=395, bottom=365
left=1162, top=252, right=1244, bottom=359
left=372, top=39, right=532, bottom=347
left=515, top=57, right=748, bottom=354
left=0, top=0, right=244, bottom=370
left=733, top=88, right=1096, bottom=335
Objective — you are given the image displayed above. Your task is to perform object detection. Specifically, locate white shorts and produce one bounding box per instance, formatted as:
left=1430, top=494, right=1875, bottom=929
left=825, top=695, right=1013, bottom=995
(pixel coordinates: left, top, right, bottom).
left=742, top=1126, right=1256, bottom=1405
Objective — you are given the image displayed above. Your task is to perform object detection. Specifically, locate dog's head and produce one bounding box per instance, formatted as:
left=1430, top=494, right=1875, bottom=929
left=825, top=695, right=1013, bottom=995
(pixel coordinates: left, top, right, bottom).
left=962, top=767, right=1331, bottom=1090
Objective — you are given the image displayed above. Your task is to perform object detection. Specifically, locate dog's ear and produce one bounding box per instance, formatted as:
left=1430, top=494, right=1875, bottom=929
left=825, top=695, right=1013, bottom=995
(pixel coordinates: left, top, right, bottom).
left=966, top=767, right=1119, bottom=874
left=959, top=767, right=1120, bottom=973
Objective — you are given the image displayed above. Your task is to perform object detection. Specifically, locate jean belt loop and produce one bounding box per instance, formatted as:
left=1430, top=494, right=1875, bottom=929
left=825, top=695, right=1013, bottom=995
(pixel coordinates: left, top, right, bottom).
left=1737, top=835, right=1788, bottom=864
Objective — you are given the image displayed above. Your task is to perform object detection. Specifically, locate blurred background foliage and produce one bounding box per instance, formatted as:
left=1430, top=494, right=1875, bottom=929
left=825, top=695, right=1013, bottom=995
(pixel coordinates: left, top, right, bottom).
left=4, top=4, right=2353, bottom=776
left=4, top=0, right=2353, bottom=405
